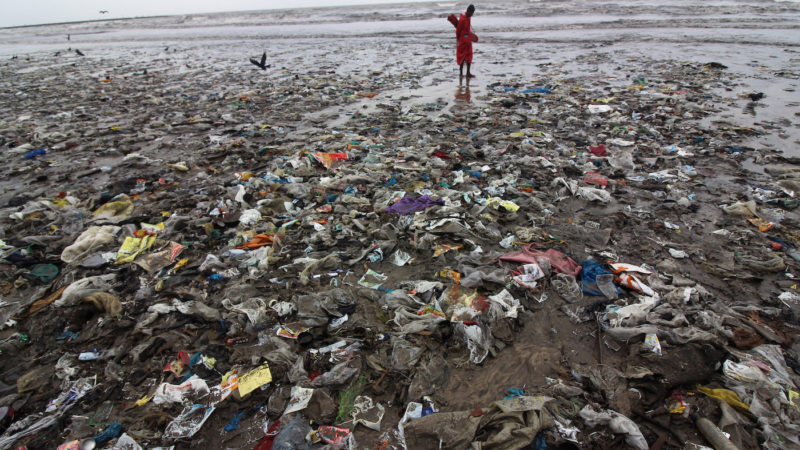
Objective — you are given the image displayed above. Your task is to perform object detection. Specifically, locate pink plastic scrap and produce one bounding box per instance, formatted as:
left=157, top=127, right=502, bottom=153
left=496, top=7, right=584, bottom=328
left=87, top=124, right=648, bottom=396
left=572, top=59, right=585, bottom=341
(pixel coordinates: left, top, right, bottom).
left=499, top=246, right=582, bottom=277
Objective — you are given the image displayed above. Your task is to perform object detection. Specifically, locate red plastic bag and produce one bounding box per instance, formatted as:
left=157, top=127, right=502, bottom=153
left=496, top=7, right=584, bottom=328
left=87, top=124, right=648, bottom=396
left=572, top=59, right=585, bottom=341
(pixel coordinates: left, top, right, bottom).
left=589, top=144, right=607, bottom=156
left=583, top=172, right=608, bottom=187
left=499, top=247, right=581, bottom=277
left=318, top=426, right=351, bottom=445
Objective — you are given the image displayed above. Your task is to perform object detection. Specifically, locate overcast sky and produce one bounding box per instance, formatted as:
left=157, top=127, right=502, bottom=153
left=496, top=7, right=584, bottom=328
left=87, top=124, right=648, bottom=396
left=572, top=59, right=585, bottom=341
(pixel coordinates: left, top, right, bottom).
left=1, top=0, right=433, bottom=28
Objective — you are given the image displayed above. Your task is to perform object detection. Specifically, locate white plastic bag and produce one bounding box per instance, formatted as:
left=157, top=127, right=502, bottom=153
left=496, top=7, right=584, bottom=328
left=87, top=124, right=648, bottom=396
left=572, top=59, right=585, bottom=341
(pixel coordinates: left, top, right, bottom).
left=579, top=405, right=647, bottom=450
left=153, top=375, right=210, bottom=405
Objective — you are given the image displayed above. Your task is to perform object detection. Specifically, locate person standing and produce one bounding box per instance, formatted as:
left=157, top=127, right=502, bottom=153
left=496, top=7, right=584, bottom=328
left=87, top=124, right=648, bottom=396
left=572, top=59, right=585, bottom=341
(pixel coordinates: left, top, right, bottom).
left=456, top=5, right=476, bottom=79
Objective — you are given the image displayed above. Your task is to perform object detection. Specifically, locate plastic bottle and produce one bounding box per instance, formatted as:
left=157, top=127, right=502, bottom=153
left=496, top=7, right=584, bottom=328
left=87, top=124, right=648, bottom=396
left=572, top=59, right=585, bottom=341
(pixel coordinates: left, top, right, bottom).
left=596, top=274, right=618, bottom=300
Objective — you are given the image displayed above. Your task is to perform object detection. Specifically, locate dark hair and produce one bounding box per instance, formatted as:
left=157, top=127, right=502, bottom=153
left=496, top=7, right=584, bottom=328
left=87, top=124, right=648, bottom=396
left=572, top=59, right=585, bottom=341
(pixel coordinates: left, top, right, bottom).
left=467, top=4, right=475, bottom=13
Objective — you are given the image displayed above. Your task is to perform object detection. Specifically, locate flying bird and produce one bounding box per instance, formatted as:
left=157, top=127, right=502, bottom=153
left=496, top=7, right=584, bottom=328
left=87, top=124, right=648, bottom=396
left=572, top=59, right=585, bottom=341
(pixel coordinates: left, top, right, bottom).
left=249, top=52, right=269, bottom=70
left=99, top=10, right=108, bottom=14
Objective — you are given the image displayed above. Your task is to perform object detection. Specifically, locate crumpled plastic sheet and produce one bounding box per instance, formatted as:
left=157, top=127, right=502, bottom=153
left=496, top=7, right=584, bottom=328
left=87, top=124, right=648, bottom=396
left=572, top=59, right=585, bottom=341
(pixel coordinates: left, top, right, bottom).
left=603, top=324, right=717, bottom=345
left=0, top=414, right=60, bottom=449
left=272, top=414, right=312, bottom=450
left=112, top=433, right=144, bottom=450
left=749, top=393, right=800, bottom=449
left=351, top=395, right=385, bottom=431
left=403, top=396, right=554, bottom=449
left=0, top=377, right=97, bottom=448
left=283, top=386, right=314, bottom=415
left=455, top=322, right=490, bottom=364
left=749, top=345, right=796, bottom=388
left=552, top=177, right=613, bottom=203
left=46, top=376, right=97, bottom=413
left=605, top=295, right=659, bottom=327
left=486, top=289, right=523, bottom=319
left=163, top=404, right=216, bottom=439
left=55, top=273, right=117, bottom=307
left=221, top=296, right=267, bottom=325
left=60, top=225, right=120, bottom=264
left=385, top=194, right=444, bottom=214
left=459, top=266, right=506, bottom=288
left=391, top=339, right=424, bottom=371
left=579, top=404, right=648, bottom=450
left=392, top=306, right=446, bottom=335
left=408, top=355, right=448, bottom=401
left=379, top=290, right=426, bottom=310
left=580, top=259, right=622, bottom=297
left=554, top=416, right=581, bottom=443
left=153, top=375, right=210, bottom=405
left=311, top=362, right=358, bottom=387
left=499, top=246, right=581, bottom=277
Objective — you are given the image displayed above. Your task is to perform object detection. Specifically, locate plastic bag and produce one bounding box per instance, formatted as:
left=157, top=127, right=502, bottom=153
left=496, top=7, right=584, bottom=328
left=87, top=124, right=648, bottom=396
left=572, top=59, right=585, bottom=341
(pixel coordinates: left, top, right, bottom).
left=92, top=196, right=134, bottom=223
left=163, top=404, right=216, bottom=439
left=721, top=200, right=757, bottom=216
left=111, top=433, right=143, bottom=450
left=272, top=415, right=312, bottom=450
left=487, top=289, right=523, bottom=318
left=643, top=333, right=662, bottom=356
left=456, top=322, right=490, bottom=364
left=351, top=395, right=385, bottom=431
left=284, top=386, right=315, bottom=415
left=55, top=274, right=117, bottom=307
left=579, top=405, right=647, bottom=450
left=61, top=225, right=119, bottom=264
left=311, top=362, right=358, bottom=387
left=500, top=246, right=581, bottom=277
left=580, top=260, right=621, bottom=297
left=221, top=297, right=267, bottom=325
left=391, top=339, right=423, bottom=370
left=153, top=375, right=210, bottom=405
left=46, top=377, right=97, bottom=413
left=696, top=385, right=750, bottom=412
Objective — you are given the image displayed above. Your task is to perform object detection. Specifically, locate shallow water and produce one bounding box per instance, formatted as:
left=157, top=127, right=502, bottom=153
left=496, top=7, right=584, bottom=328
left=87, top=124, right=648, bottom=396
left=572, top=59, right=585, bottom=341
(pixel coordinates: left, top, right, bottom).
left=1, top=0, right=798, bottom=155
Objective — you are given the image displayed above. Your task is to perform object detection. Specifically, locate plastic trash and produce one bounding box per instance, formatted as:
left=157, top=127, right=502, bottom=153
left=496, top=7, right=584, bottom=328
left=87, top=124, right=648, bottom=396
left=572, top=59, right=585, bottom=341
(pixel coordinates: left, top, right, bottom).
left=579, top=405, right=648, bottom=450
left=581, top=260, right=621, bottom=297
left=163, top=404, right=216, bottom=439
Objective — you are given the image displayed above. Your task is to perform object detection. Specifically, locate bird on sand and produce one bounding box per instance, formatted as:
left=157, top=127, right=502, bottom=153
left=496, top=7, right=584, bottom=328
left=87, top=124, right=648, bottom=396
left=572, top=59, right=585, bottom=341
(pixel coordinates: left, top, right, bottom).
left=75, top=49, right=85, bottom=56
left=249, top=52, right=269, bottom=70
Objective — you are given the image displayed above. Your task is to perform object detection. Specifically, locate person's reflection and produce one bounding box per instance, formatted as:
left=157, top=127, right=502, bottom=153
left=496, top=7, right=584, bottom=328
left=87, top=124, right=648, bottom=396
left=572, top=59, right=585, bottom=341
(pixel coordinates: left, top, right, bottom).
left=455, top=82, right=471, bottom=104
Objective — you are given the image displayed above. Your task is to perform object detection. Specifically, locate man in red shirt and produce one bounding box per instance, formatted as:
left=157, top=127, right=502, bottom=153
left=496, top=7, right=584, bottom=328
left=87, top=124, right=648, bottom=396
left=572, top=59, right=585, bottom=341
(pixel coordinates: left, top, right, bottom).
left=456, top=5, right=476, bottom=80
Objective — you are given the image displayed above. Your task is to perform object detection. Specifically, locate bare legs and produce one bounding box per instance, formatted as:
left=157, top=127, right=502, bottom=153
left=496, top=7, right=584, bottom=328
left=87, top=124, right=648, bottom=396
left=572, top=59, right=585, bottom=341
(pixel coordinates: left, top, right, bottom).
left=459, top=61, right=474, bottom=80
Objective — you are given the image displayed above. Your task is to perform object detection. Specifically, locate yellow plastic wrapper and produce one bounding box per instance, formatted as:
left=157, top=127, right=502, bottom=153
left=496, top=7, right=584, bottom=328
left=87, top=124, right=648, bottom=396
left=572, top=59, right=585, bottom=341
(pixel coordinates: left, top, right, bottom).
left=696, top=385, right=750, bottom=412
left=237, top=363, right=272, bottom=397
left=747, top=217, right=773, bottom=232
left=433, top=243, right=462, bottom=257
left=486, top=197, right=520, bottom=212
left=115, top=235, right=157, bottom=264
left=439, top=269, right=461, bottom=284
left=132, top=395, right=152, bottom=408
left=93, top=195, right=134, bottom=222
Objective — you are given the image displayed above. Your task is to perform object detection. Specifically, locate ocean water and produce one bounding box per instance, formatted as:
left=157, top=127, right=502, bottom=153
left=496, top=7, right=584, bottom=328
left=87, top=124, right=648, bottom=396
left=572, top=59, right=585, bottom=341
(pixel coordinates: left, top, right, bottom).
left=1, top=0, right=798, bottom=155
left=1, top=0, right=798, bottom=58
